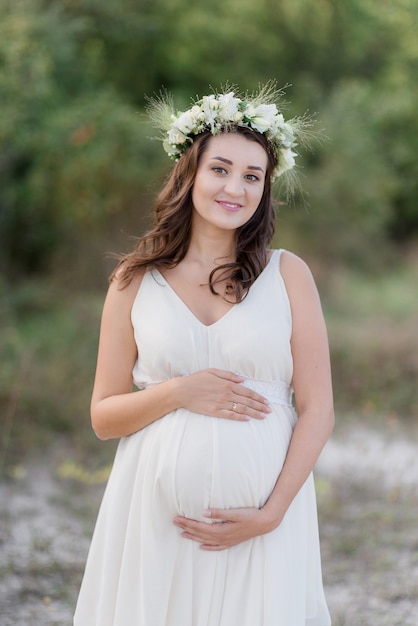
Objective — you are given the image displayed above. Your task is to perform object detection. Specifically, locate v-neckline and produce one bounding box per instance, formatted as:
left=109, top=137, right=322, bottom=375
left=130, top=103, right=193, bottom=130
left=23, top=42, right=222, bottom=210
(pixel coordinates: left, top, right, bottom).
left=153, top=250, right=276, bottom=328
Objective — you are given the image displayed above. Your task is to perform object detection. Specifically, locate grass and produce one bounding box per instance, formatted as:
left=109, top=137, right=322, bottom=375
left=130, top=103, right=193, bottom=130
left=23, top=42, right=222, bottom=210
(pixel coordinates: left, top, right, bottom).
left=322, top=260, right=418, bottom=419
left=0, top=277, right=115, bottom=474
left=317, top=472, right=418, bottom=625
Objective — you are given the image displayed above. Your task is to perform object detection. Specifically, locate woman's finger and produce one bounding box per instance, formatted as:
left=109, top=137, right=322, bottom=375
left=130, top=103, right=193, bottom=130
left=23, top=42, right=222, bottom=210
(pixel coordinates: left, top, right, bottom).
left=182, top=369, right=271, bottom=421
left=209, top=369, right=270, bottom=408
left=227, top=398, right=271, bottom=420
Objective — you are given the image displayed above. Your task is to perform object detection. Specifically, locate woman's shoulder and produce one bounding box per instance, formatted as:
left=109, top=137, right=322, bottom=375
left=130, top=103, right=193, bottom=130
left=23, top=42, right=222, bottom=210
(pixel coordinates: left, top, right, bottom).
left=273, top=249, right=312, bottom=275
left=276, top=249, right=319, bottom=298
left=106, top=265, right=148, bottom=308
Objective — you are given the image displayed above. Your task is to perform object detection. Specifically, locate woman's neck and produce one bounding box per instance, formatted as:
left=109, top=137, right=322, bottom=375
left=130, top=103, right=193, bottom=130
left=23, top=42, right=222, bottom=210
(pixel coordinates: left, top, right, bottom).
left=186, top=229, right=236, bottom=268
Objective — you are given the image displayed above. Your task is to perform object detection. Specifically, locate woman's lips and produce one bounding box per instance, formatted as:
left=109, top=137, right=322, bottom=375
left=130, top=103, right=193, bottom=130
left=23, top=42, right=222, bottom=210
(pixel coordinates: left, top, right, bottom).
left=216, top=200, right=243, bottom=212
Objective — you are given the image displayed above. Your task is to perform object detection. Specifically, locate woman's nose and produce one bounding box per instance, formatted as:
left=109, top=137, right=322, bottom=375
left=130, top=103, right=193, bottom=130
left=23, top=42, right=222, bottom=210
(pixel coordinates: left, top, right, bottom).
left=223, top=175, right=244, bottom=196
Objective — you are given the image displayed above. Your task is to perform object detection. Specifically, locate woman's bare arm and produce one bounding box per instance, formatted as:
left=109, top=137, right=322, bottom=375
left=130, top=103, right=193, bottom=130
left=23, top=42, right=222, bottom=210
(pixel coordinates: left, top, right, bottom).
left=260, top=250, right=335, bottom=524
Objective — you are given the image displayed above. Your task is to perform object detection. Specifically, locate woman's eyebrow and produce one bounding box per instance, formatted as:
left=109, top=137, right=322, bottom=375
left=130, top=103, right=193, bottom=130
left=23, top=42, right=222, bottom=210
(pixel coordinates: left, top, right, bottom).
left=210, top=156, right=265, bottom=173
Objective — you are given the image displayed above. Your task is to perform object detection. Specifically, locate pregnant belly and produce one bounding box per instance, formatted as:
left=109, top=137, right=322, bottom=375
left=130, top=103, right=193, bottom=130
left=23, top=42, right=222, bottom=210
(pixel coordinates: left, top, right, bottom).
left=154, top=409, right=295, bottom=521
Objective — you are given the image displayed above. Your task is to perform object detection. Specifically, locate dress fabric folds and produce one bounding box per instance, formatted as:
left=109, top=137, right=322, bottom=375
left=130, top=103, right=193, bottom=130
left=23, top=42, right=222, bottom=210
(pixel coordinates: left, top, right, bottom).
left=74, top=249, right=331, bottom=626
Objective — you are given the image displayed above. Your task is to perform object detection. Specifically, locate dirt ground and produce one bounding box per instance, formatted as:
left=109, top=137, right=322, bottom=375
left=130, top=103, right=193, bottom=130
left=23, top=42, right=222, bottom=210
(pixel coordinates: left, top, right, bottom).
left=1, top=417, right=417, bottom=626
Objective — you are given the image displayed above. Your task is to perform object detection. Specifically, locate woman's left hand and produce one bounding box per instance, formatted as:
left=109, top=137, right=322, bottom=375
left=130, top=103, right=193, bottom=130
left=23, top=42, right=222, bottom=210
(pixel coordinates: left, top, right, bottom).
left=173, top=506, right=279, bottom=550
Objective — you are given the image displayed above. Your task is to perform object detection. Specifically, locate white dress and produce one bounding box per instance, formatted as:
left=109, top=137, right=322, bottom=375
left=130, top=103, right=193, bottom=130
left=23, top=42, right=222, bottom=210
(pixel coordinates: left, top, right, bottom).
left=74, top=249, right=331, bottom=626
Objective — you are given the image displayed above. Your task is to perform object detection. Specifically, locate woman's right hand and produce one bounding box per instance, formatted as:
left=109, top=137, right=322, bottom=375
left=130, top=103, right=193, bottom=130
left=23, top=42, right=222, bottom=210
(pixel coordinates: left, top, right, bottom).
left=176, top=369, right=271, bottom=421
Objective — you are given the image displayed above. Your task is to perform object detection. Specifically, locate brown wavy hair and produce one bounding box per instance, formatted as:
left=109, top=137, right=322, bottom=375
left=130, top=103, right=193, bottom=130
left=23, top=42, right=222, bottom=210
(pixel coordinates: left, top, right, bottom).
left=111, top=126, right=278, bottom=302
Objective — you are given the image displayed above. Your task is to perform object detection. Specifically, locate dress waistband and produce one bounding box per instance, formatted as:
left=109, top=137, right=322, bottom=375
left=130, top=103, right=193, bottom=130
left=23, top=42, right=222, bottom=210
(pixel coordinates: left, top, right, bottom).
left=142, top=377, right=293, bottom=408
left=241, top=378, right=293, bottom=407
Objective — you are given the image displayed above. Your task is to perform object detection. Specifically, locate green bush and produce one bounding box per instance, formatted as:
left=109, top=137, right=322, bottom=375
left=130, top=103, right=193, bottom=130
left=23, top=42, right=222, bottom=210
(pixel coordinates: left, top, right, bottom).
left=0, top=1, right=162, bottom=277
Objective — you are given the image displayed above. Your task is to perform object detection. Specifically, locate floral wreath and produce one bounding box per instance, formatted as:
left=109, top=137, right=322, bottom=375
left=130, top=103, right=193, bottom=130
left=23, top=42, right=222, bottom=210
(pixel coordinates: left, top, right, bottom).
left=146, top=81, right=320, bottom=198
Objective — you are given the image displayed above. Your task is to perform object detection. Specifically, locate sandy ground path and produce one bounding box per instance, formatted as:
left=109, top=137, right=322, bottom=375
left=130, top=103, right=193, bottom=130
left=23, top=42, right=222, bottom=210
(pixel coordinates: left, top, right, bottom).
left=1, top=418, right=417, bottom=626
left=316, top=419, right=418, bottom=625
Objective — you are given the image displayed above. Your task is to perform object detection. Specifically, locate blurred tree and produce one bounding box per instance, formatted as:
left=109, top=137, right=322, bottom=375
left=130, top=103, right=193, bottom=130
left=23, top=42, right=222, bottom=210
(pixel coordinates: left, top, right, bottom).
left=256, top=0, right=418, bottom=257
left=0, top=0, right=162, bottom=277
left=283, top=80, right=396, bottom=267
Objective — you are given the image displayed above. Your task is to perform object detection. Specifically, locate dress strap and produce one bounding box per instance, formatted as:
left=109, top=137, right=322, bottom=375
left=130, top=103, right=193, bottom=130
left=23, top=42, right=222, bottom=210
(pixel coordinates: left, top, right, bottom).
left=272, top=248, right=285, bottom=268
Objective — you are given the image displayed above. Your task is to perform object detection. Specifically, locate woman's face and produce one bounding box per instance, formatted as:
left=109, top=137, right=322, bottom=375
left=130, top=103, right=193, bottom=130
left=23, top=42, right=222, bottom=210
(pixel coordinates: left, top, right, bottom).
left=191, top=133, right=268, bottom=234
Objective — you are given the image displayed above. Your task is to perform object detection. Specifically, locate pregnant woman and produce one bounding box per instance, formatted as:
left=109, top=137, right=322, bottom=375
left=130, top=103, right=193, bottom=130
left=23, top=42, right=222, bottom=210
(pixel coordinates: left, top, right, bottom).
left=74, top=84, right=334, bottom=626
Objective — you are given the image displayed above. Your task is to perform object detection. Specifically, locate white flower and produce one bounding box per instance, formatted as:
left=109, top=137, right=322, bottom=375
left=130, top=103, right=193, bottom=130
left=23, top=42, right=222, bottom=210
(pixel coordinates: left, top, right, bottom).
left=201, top=95, right=219, bottom=131
left=254, top=103, right=278, bottom=122
left=232, top=110, right=244, bottom=123
left=249, top=104, right=278, bottom=133
left=167, top=128, right=186, bottom=145
left=269, top=113, right=285, bottom=135
left=163, top=138, right=181, bottom=157
left=250, top=116, right=272, bottom=133
left=202, top=94, right=218, bottom=109
left=280, top=123, right=295, bottom=148
left=189, top=105, right=203, bottom=120
left=276, top=148, right=297, bottom=176
left=175, top=111, right=196, bottom=135
left=217, top=93, right=241, bottom=121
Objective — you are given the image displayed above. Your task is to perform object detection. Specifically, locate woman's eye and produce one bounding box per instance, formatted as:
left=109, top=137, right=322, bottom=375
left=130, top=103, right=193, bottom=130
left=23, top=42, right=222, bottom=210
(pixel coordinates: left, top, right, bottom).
left=212, top=166, right=227, bottom=174
left=245, top=173, right=260, bottom=182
